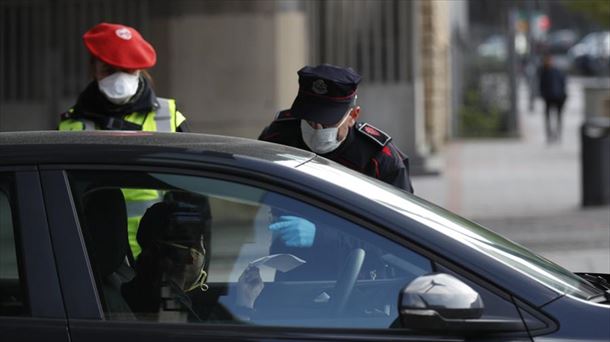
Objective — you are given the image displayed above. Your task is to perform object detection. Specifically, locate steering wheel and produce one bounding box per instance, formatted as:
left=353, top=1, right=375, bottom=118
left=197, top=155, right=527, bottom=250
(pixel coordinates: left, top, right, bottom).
left=331, top=248, right=366, bottom=316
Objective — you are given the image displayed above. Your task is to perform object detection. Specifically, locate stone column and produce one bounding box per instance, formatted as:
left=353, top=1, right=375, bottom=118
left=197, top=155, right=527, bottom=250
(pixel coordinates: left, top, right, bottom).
left=163, top=1, right=308, bottom=138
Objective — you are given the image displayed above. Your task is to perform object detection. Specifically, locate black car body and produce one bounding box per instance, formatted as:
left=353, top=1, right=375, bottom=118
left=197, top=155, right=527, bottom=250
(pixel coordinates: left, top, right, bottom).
left=0, top=131, right=608, bottom=342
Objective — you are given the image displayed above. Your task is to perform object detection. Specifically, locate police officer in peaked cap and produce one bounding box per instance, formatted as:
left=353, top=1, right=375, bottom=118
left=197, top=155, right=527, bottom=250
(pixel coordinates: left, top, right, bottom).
left=259, top=64, right=414, bottom=193
left=259, top=65, right=414, bottom=282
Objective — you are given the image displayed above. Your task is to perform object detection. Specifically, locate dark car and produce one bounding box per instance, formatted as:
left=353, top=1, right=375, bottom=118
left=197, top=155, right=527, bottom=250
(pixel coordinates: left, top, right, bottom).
left=1, top=131, right=609, bottom=342
left=568, top=31, right=610, bottom=76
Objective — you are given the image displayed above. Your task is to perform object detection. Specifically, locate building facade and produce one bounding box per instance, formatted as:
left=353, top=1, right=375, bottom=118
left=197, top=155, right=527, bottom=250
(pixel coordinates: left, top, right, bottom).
left=0, top=0, right=462, bottom=171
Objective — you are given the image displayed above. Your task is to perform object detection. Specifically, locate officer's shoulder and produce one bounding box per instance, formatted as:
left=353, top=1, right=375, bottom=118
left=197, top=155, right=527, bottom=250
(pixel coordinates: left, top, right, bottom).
left=355, top=122, right=392, bottom=147
left=272, top=110, right=299, bottom=123
left=259, top=110, right=297, bottom=141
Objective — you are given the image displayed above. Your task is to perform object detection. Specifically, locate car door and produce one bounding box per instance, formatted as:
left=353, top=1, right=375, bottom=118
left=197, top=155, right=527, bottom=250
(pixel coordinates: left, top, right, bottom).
left=0, top=169, right=68, bottom=342
left=41, top=164, right=532, bottom=342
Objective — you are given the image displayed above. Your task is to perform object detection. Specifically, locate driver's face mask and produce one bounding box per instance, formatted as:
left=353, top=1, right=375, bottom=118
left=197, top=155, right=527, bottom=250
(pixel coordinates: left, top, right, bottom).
left=160, top=241, right=208, bottom=292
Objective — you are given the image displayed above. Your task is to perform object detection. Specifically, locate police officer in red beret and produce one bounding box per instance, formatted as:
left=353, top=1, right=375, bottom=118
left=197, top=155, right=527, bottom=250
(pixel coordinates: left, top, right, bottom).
left=59, top=22, right=194, bottom=259
left=59, top=22, right=188, bottom=133
left=259, top=64, right=414, bottom=193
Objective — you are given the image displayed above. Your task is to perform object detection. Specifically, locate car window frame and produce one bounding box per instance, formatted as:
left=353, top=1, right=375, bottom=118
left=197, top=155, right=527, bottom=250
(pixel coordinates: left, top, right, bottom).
left=0, top=166, right=68, bottom=342
left=42, top=161, right=543, bottom=340
left=0, top=172, right=25, bottom=316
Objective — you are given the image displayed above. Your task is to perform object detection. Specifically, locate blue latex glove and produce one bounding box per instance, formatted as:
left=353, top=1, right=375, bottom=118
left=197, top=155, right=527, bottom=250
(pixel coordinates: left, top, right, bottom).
left=269, top=215, right=316, bottom=247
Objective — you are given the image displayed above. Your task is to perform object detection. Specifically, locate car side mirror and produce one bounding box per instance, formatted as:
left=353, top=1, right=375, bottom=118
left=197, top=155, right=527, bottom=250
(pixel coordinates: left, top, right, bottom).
left=399, top=273, right=525, bottom=334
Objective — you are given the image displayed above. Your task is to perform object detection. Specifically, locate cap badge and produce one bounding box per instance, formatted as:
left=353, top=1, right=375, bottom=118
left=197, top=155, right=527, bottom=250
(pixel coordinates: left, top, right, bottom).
left=115, top=27, right=132, bottom=40
left=312, top=79, right=328, bottom=95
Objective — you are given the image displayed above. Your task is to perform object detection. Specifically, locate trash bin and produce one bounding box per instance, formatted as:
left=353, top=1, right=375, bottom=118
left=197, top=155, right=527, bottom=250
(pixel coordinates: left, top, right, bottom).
left=581, top=117, right=610, bottom=206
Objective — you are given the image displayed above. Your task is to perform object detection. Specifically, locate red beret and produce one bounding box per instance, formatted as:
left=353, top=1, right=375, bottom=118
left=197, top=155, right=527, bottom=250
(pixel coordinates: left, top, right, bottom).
left=83, top=22, right=156, bottom=69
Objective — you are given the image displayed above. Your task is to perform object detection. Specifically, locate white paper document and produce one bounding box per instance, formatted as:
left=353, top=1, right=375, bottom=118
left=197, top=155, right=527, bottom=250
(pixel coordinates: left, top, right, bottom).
left=249, top=253, right=306, bottom=273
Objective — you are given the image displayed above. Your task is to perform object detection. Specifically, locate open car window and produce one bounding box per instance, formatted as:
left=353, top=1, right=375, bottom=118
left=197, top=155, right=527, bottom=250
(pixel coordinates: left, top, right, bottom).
left=67, top=170, right=433, bottom=328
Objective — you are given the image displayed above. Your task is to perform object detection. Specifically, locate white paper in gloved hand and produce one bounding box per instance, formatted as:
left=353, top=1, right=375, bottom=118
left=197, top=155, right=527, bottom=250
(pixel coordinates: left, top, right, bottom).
left=249, top=254, right=306, bottom=273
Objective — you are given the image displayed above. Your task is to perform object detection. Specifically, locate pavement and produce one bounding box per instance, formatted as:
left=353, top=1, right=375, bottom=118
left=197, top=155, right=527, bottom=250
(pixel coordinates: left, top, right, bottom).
left=411, top=77, right=610, bottom=273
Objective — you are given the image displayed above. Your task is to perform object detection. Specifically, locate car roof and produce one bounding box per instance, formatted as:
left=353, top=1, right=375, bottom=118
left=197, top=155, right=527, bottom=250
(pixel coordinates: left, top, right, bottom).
left=1, top=131, right=564, bottom=306
left=0, top=130, right=315, bottom=166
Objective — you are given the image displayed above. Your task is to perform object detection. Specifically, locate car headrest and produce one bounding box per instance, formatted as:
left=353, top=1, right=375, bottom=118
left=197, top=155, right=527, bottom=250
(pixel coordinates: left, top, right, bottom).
left=137, top=202, right=172, bottom=250
left=83, top=188, right=129, bottom=277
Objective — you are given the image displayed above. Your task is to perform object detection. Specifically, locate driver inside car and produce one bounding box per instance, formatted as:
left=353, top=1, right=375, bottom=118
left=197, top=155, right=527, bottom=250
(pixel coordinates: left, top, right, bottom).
left=122, top=198, right=264, bottom=322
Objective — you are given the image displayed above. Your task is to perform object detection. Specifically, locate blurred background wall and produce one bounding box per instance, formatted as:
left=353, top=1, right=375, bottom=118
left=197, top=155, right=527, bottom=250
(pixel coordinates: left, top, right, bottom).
left=0, top=0, right=464, bottom=174
left=0, top=0, right=608, bottom=172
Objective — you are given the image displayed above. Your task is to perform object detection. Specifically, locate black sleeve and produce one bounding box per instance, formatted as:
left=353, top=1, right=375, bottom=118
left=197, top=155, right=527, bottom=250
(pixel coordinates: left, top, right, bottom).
left=387, top=163, right=414, bottom=194
left=378, top=144, right=414, bottom=194
left=257, top=125, right=270, bottom=140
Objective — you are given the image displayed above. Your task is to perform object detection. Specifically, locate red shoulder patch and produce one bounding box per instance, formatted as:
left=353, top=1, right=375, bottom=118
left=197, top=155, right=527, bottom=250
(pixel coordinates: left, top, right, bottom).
left=382, top=146, right=392, bottom=157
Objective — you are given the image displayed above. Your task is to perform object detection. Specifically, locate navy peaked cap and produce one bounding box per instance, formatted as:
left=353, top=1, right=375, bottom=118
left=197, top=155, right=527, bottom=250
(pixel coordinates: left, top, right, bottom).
left=290, top=64, right=361, bottom=125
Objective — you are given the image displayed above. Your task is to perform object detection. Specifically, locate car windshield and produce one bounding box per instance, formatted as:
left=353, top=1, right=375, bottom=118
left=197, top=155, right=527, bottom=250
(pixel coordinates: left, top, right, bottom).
left=297, top=157, right=603, bottom=300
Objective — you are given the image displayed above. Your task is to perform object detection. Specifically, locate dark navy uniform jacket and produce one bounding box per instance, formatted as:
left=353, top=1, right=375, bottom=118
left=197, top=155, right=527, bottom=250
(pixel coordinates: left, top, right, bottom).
left=258, top=110, right=414, bottom=193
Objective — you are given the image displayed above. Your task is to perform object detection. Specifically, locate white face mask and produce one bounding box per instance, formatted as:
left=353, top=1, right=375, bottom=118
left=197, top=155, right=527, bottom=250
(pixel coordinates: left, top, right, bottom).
left=300, top=114, right=350, bottom=154
left=98, top=71, right=140, bottom=105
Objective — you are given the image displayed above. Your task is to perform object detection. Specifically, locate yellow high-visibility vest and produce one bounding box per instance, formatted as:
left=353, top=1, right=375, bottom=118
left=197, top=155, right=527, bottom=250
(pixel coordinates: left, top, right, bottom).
left=59, top=98, right=186, bottom=256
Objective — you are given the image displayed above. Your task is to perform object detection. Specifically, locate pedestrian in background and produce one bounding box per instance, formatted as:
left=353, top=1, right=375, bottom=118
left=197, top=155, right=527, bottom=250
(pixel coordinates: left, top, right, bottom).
left=539, top=54, right=567, bottom=143
left=59, top=22, right=190, bottom=257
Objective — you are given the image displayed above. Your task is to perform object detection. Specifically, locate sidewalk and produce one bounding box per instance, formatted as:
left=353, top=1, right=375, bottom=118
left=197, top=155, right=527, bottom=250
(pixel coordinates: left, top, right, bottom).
left=412, top=77, right=610, bottom=273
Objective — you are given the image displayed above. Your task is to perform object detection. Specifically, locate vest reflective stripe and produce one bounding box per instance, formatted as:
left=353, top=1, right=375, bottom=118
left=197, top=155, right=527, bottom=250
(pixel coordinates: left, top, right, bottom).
left=126, top=200, right=157, bottom=218
left=154, top=98, right=172, bottom=132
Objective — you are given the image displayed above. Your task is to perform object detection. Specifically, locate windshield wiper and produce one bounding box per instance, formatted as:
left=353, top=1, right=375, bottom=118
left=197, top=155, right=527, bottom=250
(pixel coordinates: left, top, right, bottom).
left=576, top=273, right=610, bottom=302
left=585, top=292, right=610, bottom=303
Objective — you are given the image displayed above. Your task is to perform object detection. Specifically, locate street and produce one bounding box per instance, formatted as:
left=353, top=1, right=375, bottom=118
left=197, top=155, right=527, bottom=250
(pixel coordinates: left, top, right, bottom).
left=412, top=77, right=610, bottom=273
